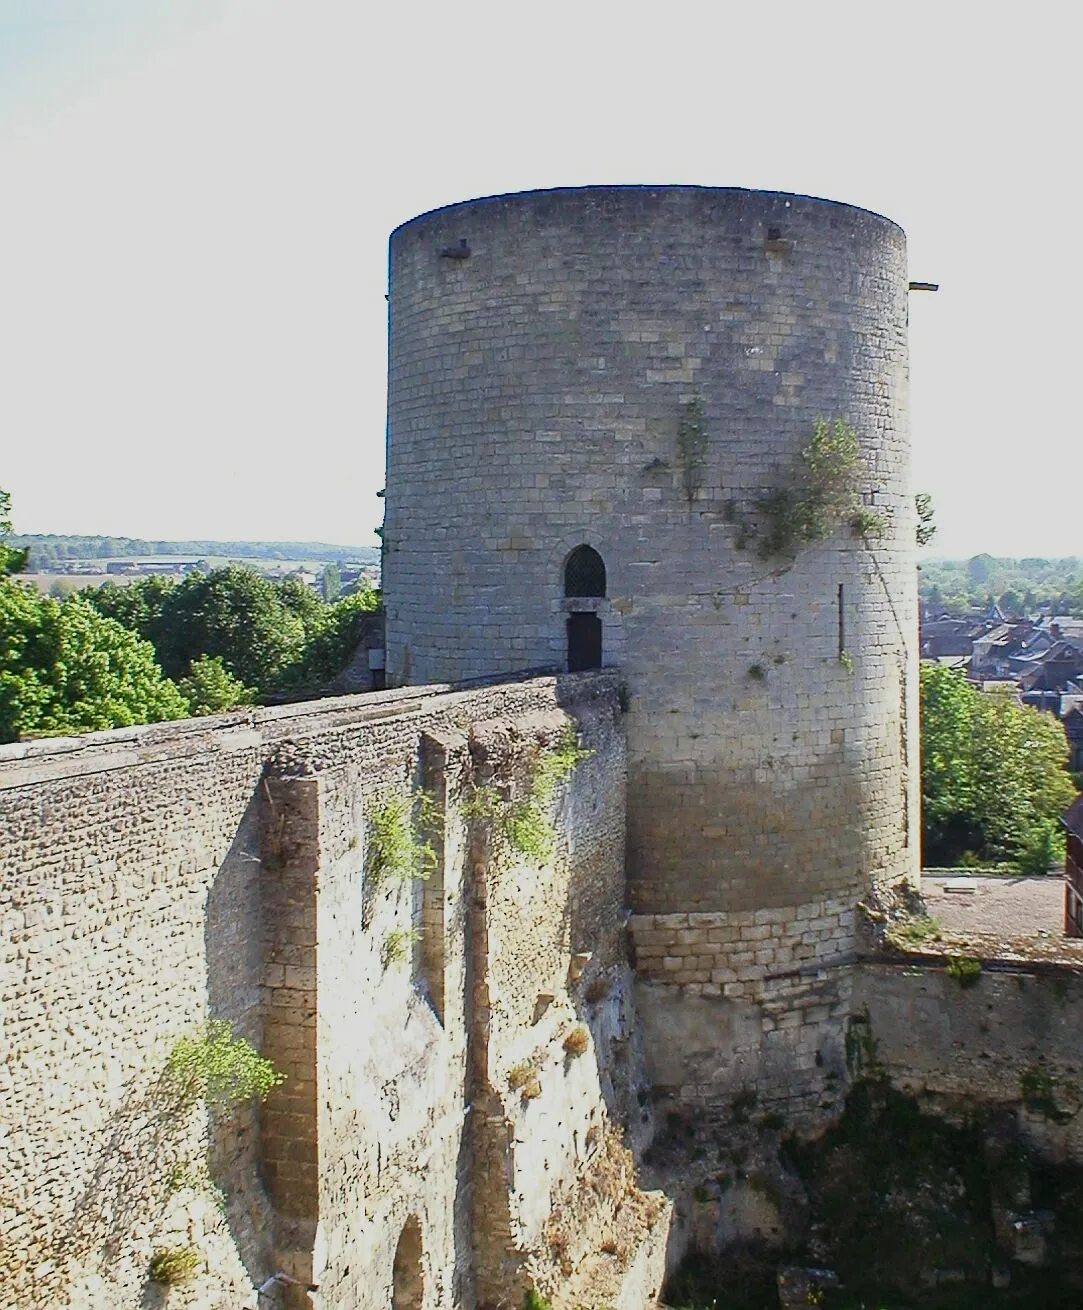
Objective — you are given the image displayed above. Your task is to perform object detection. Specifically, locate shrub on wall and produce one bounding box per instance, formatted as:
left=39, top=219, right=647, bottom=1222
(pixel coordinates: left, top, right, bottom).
left=562, top=1025, right=590, bottom=1056
left=365, top=792, right=437, bottom=887
left=465, top=726, right=592, bottom=866
left=733, top=416, right=885, bottom=560
left=165, top=1019, right=284, bottom=1110
left=149, top=1245, right=201, bottom=1285
left=382, top=927, right=422, bottom=969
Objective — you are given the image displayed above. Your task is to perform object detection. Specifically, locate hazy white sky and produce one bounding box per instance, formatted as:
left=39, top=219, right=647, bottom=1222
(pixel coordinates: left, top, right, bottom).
left=0, top=0, right=1077, bottom=556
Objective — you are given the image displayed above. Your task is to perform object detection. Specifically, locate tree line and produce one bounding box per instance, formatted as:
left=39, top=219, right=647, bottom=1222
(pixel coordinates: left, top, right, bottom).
left=921, top=554, right=1083, bottom=616
left=9, top=533, right=378, bottom=568
left=1, top=490, right=378, bottom=744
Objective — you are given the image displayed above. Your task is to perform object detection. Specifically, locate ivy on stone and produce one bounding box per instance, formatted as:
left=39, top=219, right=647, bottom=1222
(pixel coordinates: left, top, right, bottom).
left=464, top=726, right=593, bottom=867
left=365, top=792, right=437, bottom=888
left=677, top=396, right=708, bottom=503
left=743, top=417, right=885, bottom=559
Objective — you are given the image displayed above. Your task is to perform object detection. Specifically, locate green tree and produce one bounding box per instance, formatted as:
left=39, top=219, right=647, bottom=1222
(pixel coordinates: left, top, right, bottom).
left=279, top=588, right=380, bottom=693
left=89, top=574, right=176, bottom=638
left=0, top=488, right=29, bottom=576
left=277, top=574, right=325, bottom=634
left=0, top=582, right=188, bottom=743
left=175, top=655, right=255, bottom=716
left=1059, top=578, right=1083, bottom=617
left=86, top=567, right=379, bottom=701
left=919, top=664, right=979, bottom=861
left=89, top=567, right=307, bottom=694
left=321, top=562, right=341, bottom=603
left=920, top=664, right=1075, bottom=870
left=968, top=689, right=1076, bottom=868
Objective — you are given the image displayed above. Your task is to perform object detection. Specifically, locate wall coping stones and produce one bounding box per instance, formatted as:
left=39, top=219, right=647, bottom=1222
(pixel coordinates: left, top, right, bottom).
left=0, top=670, right=620, bottom=791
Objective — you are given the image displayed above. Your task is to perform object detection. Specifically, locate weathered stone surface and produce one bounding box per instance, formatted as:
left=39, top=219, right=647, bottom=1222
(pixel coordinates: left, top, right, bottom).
left=853, top=960, right=1083, bottom=1159
left=0, top=673, right=639, bottom=1310
left=385, top=185, right=918, bottom=1112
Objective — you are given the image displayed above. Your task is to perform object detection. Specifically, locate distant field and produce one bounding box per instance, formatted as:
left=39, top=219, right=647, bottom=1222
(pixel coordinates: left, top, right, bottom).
left=21, top=555, right=380, bottom=596
left=22, top=574, right=114, bottom=595
left=9, top=534, right=380, bottom=566
left=9, top=536, right=380, bottom=595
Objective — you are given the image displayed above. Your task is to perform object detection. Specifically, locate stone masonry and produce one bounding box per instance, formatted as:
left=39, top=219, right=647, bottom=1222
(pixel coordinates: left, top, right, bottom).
left=384, top=186, right=919, bottom=1111
left=630, top=897, right=856, bottom=1124
left=0, top=673, right=662, bottom=1310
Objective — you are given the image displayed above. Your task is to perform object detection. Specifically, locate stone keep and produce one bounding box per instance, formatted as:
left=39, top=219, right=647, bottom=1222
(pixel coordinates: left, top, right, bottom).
left=384, top=185, right=919, bottom=932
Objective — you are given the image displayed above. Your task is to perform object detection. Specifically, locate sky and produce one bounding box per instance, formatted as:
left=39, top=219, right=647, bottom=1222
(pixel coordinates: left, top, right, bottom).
left=0, top=0, right=1077, bottom=558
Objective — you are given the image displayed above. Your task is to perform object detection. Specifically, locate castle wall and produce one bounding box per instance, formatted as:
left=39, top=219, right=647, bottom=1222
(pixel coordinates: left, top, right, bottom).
left=384, top=185, right=918, bottom=1112
left=853, top=961, right=1083, bottom=1160
left=0, top=674, right=640, bottom=1310
left=0, top=717, right=272, bottom=1309
left=630, top=895, right=855, bottom=1126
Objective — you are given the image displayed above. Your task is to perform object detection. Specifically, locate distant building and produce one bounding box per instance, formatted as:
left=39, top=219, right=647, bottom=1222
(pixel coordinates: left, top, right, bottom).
left=970, top=623, right=1032, bottom=679
left=1063, top=703, right=1083, bottom=774
left=1064, top=793, right=1083, bottom=937
left=919, top=615, right=979, bottom=660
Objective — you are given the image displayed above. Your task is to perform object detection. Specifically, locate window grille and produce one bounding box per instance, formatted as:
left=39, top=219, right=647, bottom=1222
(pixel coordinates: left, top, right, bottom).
left=564, top=545, right=606, bottom=599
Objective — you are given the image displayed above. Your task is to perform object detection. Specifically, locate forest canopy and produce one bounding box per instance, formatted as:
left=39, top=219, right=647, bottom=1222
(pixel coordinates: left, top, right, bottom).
left=0, top=571, right=379, bottom=744
left=920, top=555, right=1083, bottom=616
left=1, top=487, right=379, bottom=742
left=0, top=583, right=190, bottom=742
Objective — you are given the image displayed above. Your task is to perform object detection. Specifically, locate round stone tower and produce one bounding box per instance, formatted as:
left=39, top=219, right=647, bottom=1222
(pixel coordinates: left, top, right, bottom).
left=384, top=186, right=918, bottom=935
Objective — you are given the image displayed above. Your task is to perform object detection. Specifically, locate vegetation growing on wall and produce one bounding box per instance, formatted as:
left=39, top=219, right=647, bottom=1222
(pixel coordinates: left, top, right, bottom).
left=148, top=1246, right=201, bottom=1286
left=884, top=914, right=943, bottom=950
left=365, top=792, right=437, bottom=888
left=165, top=1019, right=284, bottom=1110
left=780, top=1080, right=1067, bottom=1307
left=676, top=396, right=708, bottom=502
left=668, top=1075, right=1083, bottom=1309
left=464, top=726, right=592, bottom=866
left=737, top=417, right=884, bottom=559
left=382, top=927, right=422, bottom=968
left=945, top=953, right=982, bottom=988
left=562, top=1025, right=590, bottom=1056
left=167, top=1156, right=228, bottom=1213
left=915, top=491, right=937, bottom=548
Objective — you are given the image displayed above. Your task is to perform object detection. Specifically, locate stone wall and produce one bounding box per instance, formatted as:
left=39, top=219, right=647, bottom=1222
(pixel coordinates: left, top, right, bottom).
left=384, top=184, right=918, bottom=920
left=0, top=716, right=272, bottom=1310
left=630, top=896, right=855, bottom=1125
left=0, top=673, right=643, bottom=1310
left=384, top=186, right=918, bottom=1122
left=854, top=959, right=1083, bottom=1159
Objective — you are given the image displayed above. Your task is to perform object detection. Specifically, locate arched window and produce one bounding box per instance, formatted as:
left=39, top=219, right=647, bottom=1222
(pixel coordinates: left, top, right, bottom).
left=564, top=545, right=606, bottom=599
left=392, top=1217, right=424, bottom=1310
